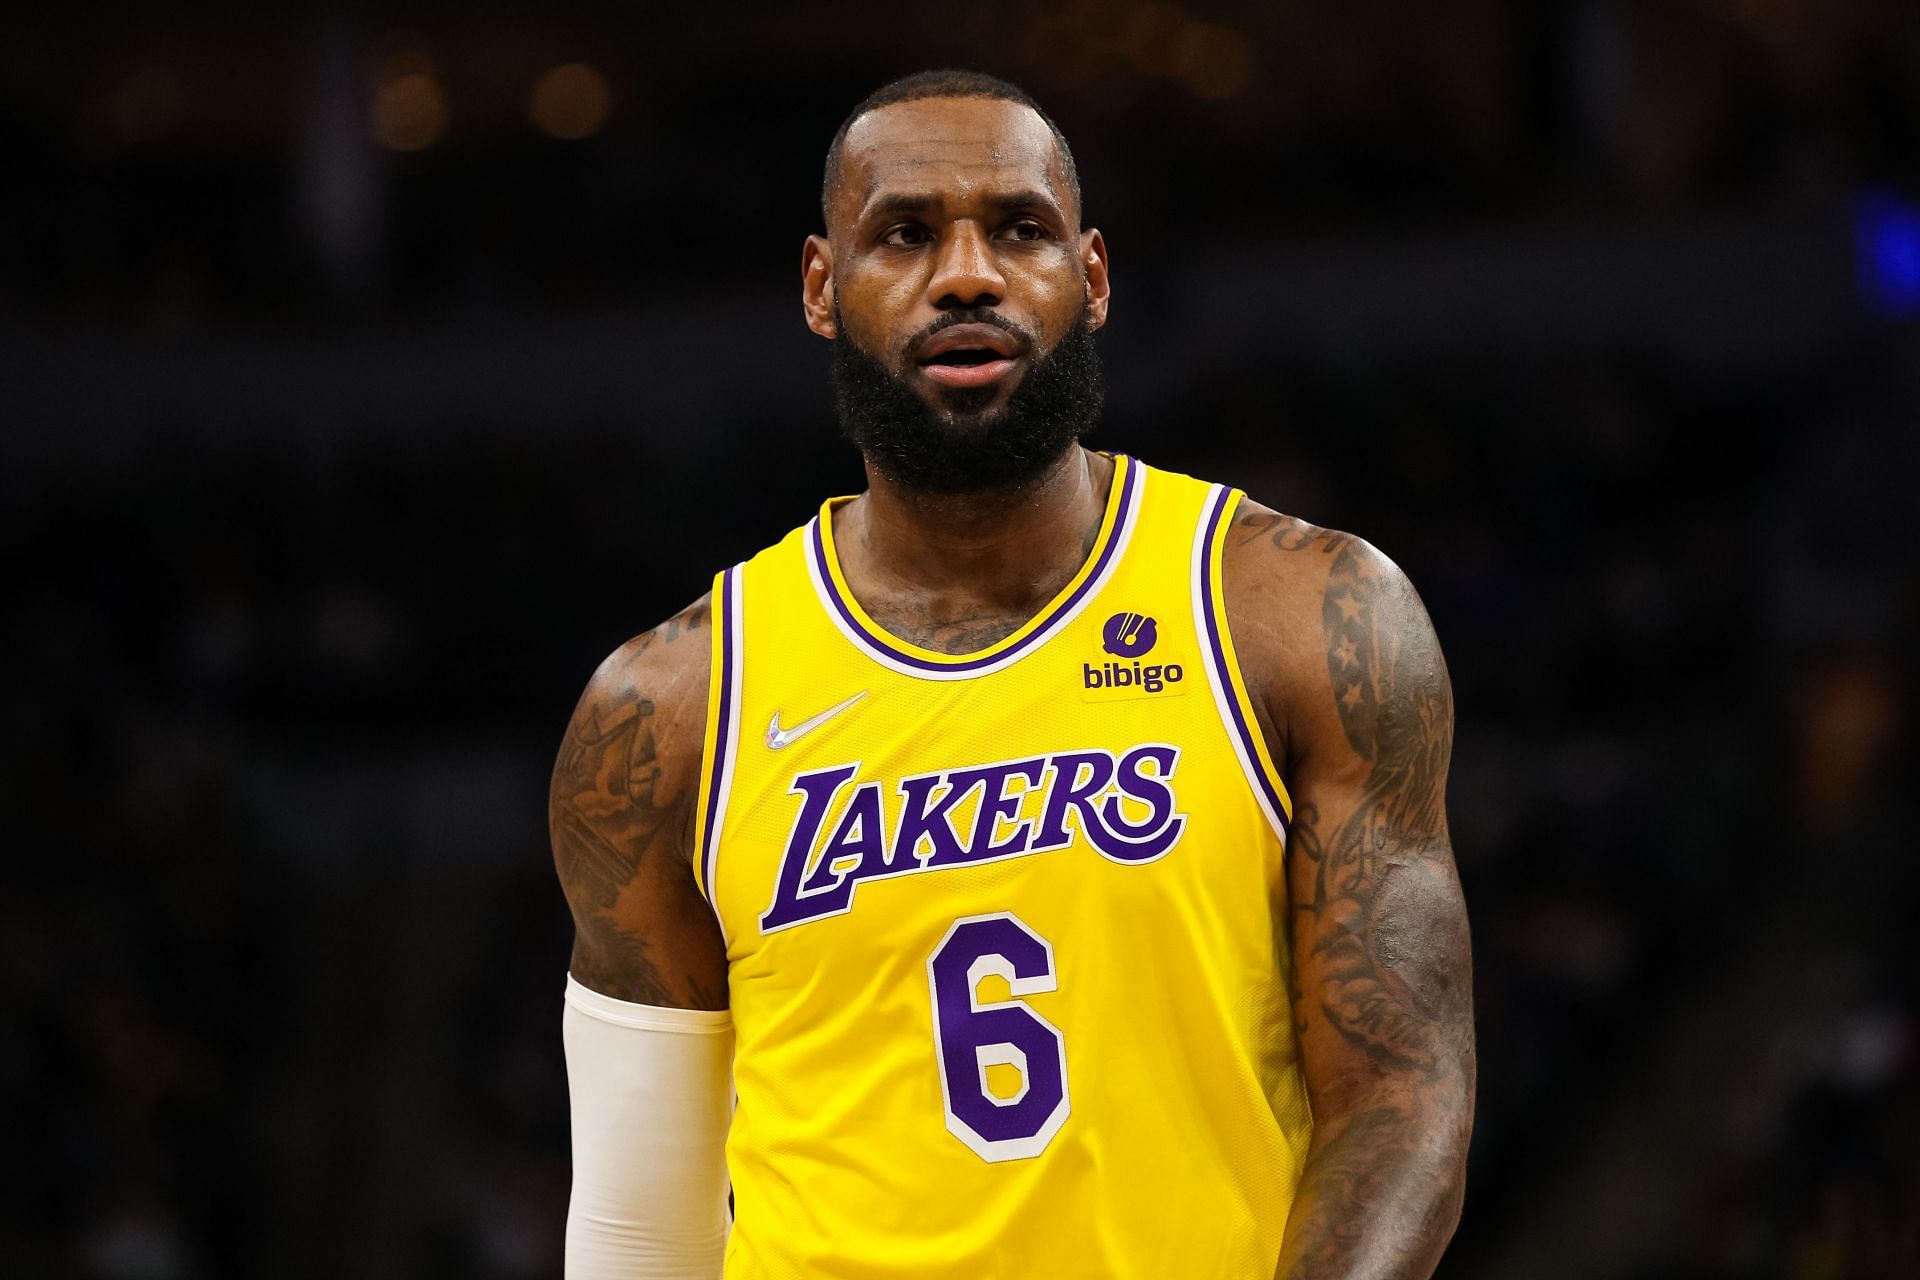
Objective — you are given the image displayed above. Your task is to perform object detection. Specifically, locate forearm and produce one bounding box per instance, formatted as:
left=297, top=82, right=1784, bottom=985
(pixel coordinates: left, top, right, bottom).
left=1274, top=1086, right=1469, bottom=1280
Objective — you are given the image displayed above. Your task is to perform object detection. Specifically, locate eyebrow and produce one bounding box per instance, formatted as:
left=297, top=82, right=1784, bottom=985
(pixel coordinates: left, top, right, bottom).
left=862, top=188, right=1063, bottom=222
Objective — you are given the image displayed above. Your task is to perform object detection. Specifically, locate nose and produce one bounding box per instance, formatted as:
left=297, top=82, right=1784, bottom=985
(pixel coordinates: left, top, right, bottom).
left=926, top=221, right=1005, bottom=310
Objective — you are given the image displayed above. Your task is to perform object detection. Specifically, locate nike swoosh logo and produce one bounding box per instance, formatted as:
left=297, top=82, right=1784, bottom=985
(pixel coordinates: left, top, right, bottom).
left=766, top=690, right=868, bottom=750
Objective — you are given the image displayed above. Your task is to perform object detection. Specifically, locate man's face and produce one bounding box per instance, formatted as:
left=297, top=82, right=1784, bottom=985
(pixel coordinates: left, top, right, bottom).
left=803, top=96, right=1111, bottom=491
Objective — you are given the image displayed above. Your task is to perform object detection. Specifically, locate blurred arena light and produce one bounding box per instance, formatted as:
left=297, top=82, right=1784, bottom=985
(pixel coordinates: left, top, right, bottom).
left=1856, top=191, right=1920, bottom=318
left=529, top=63, right=612, bottom=141
left=1125, top=2, right=1191, bottom=77
left=370, top=50, right=449, bottom=151
left=1176, top=23, right=1255, bottom=100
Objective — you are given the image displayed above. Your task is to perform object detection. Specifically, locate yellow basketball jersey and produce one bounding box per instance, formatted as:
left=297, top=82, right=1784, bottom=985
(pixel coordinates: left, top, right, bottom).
left=694, top=455, right=1310, bottom=1278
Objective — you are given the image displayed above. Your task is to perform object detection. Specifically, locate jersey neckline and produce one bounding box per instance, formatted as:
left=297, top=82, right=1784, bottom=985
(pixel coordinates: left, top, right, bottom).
left=804, top=454, right=1143, bottom=681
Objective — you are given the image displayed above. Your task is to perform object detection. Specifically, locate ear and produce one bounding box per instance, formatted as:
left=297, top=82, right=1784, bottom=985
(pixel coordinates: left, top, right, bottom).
left=1081, top=228, right=1110, bottom=331
left=802, top=234, right=837, bottom=339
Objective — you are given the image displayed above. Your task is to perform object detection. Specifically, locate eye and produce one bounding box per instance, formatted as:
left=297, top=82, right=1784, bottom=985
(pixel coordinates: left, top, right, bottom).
left=1000, top=219, right=1049, bottom=243
left=879, top=223, right=932, bottom=248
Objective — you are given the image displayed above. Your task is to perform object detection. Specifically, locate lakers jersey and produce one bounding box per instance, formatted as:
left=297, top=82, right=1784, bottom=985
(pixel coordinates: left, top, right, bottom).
left=693, top=456, right=1310, bottom=1278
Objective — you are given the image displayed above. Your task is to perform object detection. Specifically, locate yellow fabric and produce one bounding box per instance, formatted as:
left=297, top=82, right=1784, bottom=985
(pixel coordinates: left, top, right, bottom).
left=697, top=457, right=1310, bottom=1278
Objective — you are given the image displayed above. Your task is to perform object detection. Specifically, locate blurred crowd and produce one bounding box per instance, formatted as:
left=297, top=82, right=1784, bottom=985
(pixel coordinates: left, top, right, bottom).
left=4, top=2, right=1918, bottom=1277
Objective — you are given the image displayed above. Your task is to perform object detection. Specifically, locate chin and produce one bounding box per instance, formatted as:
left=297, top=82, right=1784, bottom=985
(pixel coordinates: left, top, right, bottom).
left=926, top=385, right=1014, bottom=424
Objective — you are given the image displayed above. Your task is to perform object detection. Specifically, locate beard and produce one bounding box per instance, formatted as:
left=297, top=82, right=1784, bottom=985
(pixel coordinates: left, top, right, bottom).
left=831, top=302, right=1105, bottom=496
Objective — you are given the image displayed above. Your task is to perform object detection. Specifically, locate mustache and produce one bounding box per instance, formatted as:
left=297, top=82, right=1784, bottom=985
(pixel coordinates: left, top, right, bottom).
left=905, top=309, right=1036, bottom=360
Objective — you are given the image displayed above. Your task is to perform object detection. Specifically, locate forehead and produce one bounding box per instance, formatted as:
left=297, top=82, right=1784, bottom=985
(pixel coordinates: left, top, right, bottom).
left=837, top=96, right=1067, bottom=220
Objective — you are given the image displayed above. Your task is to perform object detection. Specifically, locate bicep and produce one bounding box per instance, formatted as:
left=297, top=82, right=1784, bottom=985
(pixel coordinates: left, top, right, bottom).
left=1279, top=539, right=1473, bottom=1115
left=550, top=613, right=729, bottom=1011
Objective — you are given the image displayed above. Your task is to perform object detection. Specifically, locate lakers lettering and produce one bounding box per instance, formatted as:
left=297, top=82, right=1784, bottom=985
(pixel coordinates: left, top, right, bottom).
left=760, top=745, right=1187, bottom=932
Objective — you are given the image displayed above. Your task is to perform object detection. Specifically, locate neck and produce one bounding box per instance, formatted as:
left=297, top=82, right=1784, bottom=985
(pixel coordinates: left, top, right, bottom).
left=839, top=445, right=1114, bottom=623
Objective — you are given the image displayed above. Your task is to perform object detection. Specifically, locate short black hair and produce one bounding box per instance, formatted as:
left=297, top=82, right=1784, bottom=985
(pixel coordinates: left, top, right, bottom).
left=821, top=69, right=1082, bottom=230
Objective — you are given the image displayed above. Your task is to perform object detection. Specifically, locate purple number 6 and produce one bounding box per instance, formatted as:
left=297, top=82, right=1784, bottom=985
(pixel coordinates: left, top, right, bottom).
left=926, top=913, right=1070, bottom=1162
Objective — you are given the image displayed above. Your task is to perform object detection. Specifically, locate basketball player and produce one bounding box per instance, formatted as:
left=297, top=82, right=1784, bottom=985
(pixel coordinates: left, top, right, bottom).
left=551, top=71, right=1474, bottom=1278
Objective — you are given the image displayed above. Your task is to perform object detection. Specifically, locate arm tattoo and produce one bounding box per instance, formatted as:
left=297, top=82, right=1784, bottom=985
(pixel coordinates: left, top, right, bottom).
left=1303, top=542, right=1461, bottom=1072
left=550, top=601, right=725, bottom=1009
left=551, top=684, right=678, bottom=1003
left=1276, top=542, right=1474, bottom=1279
left=1235, top=508, right=1355, bottom=558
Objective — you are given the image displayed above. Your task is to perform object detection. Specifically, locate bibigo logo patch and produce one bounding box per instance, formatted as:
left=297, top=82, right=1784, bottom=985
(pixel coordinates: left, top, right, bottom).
left=1083, top=611, right=1187, bottom=701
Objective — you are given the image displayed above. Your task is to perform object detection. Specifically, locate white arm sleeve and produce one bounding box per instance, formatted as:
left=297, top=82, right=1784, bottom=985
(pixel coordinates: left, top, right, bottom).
left=562, top=975, right=733, bottom=1279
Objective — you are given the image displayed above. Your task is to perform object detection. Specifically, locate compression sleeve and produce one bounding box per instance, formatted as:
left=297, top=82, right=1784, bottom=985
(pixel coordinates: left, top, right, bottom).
left=562, top=975, right=733, bottom=1279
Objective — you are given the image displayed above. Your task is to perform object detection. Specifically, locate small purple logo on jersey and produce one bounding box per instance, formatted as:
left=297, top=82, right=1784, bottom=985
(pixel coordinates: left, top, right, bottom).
left=1101, top=611, right=1157, bottom=658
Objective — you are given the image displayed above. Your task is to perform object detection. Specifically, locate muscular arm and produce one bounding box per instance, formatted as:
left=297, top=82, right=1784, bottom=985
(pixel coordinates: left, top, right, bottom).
left=551, top=593, right=728, bottom=1008
left=551, top=597, right=734, bottom=1278
left=1227, top=505, right=1475, bottom=1280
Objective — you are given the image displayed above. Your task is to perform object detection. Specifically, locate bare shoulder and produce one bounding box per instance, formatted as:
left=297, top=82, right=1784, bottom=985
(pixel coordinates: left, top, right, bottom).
left=548, top=592, right=727, bottom=1009
left=560, top=593, right=715, bottom=795
left=1220, top=497, right=1446, bottom=773
left=1220, top=499, right=1369, bottom=608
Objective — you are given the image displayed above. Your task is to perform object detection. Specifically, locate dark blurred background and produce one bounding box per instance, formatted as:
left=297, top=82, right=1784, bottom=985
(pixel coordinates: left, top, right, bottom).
left=4, top=1, right=1917, bottom=1277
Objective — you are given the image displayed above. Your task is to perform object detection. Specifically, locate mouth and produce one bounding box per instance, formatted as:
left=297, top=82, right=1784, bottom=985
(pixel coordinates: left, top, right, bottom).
left=915, top=324, right=1024, bottom=390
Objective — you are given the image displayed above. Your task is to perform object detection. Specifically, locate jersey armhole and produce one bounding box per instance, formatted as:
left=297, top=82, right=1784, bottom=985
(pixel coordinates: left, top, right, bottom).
left=1191, top=485, right=1295, bottom=843
left=690, top=564, right=744, bottom=944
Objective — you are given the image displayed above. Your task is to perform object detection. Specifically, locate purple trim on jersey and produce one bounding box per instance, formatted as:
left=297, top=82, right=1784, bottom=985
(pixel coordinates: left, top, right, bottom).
left=701, top=566, right=738, bottom=907
left=1197, top=487, right=1291, bottom=836
left=810, top=456, right=1141, bottom=674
